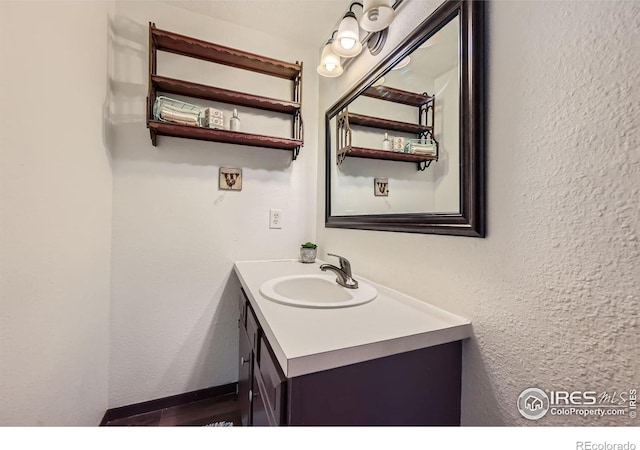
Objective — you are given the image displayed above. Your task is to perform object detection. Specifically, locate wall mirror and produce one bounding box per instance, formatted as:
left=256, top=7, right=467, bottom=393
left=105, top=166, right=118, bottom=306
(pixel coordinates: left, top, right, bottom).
left=325, top=0, right=484, bottom=237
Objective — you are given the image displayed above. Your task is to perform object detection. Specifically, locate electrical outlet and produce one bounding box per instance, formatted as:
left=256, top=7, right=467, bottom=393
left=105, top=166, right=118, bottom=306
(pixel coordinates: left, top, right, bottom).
left=269, top=209, right=282, bottom=229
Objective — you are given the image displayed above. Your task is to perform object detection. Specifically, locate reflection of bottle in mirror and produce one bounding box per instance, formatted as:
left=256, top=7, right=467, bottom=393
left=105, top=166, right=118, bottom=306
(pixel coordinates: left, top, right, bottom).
left=382, top=133, right=392, bottom=151
left=230, top=109, right=241, bottom=131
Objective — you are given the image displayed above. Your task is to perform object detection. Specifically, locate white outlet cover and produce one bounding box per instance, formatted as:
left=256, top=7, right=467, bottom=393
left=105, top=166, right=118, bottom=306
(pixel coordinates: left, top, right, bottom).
left=269, top=209, right=282, bottom=229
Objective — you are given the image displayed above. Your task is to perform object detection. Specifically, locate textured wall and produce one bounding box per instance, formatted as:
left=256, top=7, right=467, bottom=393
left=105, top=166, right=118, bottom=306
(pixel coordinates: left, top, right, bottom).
left=317, top=0, right=640, bottom=425
left=107, top=2, right=319, bottom=407
left=0, top=2, right=113, bottom=425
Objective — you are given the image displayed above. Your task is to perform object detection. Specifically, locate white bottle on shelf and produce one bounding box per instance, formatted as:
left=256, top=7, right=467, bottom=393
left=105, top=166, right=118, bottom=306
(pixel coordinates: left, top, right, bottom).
left=230, top=109, right=241, bottom=131
left=382, top=133, right=392, bottom=151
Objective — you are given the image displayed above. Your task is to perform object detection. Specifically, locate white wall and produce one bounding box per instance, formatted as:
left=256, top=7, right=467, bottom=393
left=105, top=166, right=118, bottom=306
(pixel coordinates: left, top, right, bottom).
left=318, top=0, right=640, bottom=425
left=0, top=2, right=113, bottom=425
left=107, top=2, right=319, bottom=407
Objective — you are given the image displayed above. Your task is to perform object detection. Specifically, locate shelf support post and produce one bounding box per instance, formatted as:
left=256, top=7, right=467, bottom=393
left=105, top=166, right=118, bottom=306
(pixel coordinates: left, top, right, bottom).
left=336, top=110, right=351, bottom=165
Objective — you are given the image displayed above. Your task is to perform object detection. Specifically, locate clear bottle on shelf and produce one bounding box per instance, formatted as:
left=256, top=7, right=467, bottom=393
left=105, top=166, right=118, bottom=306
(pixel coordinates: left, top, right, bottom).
left=382, top=132, right=392, bottom=151
left=230, top=108, right=241, bottom=131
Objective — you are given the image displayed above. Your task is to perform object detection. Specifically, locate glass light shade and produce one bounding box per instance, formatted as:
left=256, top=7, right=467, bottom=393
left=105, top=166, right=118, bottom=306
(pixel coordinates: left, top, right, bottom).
left=371, top=76, right=385, bottom=87
left=419, top=31, right=442, bottom=49
left=332, top=12, right=362, bottom=58
left=360, top=0, right=395, bottom=32
left=391, top=56, right=411, bottom=70
left=317, top=40, right=344, bottom=77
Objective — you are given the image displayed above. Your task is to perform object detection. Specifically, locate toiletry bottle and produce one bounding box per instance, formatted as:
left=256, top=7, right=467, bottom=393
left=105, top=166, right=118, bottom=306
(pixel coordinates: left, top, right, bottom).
left=382, top=133, right=391, bottom=151
left=230, top=109, right=240, bottom=131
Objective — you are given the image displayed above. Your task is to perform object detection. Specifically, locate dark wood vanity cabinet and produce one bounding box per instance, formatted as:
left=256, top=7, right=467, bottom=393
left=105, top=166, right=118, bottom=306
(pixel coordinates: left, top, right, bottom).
left=251, top=334, right=287, bottom=426
left=238, top=290, right=286, bottom=426
left=237, top=317, right=252, bottom=426
left=238, top=289, right=463, bottom=426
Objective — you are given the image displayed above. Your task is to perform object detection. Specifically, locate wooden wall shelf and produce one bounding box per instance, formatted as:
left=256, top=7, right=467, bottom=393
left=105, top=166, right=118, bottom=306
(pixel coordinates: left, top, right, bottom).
left=147, top=23, right=304, bottom=158
left=148, top=121, right=302, bottom=153
left=152, top=76, right=301, bottom=115
left=151, top=27, right=301, bottom=80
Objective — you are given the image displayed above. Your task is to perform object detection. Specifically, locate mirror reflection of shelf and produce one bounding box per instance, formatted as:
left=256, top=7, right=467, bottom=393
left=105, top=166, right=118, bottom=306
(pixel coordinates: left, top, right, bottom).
left=147, top=23, right=303, bottom=158
left=336, top=85, right=438, bottom=171
left=343, top=146, right=437, bottom=171
left=348, top=113, right=432, bottom=135
left=362, top=85, right=433, bottom=107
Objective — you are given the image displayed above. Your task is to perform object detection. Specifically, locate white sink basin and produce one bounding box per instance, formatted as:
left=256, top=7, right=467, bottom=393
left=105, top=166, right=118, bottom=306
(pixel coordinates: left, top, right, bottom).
left=259, top=274, right=377, bottom=308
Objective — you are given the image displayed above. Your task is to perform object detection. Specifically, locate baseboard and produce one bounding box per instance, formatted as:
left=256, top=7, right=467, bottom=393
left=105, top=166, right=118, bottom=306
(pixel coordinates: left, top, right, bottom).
left=99, top=382, right=238, bottom=426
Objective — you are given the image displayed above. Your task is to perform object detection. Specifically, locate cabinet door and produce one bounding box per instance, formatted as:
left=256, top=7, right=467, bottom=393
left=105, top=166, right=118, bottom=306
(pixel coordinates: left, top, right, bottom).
left=246, top=302, right=260, bottom=353
left=238, top=323, right=253, bottom=426
left=251, top=373, right=271, bottom=426
left=238, top=290, right=247, bottom=328
left=254, top=336, right=286, bottom=425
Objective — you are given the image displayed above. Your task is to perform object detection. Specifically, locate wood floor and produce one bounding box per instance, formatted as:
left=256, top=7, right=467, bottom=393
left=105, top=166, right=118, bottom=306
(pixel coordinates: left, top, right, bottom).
left=104, top=393, right=241, bottom=426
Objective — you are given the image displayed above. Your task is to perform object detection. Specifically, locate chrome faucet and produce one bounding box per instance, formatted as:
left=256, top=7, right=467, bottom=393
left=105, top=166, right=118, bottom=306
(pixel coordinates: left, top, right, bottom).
left=320, top=253, right=359, bottom=289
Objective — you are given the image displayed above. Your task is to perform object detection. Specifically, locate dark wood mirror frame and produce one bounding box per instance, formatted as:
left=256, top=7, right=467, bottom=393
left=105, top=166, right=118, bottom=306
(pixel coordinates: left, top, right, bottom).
left=325, top=0, right=485, bottom=237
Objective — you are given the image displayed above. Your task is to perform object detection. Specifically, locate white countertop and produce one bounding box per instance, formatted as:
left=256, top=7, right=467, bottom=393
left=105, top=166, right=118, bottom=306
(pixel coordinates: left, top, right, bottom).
left=234, top=259, right=472, bottom=378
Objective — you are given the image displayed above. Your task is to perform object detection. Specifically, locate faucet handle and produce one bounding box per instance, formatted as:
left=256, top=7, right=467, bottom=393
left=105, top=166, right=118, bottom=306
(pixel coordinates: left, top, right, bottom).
left=326, top=253, right=352, bottom=276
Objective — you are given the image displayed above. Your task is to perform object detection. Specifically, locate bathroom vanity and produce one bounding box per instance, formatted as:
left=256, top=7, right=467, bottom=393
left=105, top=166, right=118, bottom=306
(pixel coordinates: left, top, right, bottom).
left=234, top=259, right=471, bottom=426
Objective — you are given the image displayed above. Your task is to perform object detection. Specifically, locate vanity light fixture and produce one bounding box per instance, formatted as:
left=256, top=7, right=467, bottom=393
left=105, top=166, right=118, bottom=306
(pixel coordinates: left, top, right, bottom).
left=360, top=0, right=395, bottom=32
left=332, top=3, right=364, bottom=58
left=317, top=37, right=344, bottom=77
left=318, top=0, right=400, bottom=77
